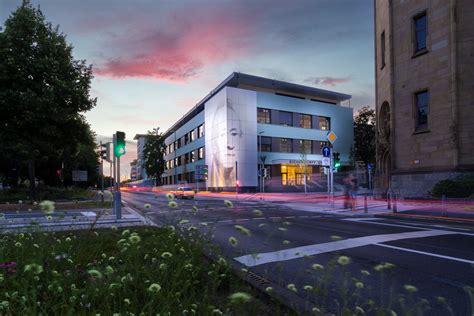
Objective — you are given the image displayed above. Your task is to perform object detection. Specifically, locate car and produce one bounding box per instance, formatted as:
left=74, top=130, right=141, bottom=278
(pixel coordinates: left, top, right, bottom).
left=175, top=187, right=195, bottom=199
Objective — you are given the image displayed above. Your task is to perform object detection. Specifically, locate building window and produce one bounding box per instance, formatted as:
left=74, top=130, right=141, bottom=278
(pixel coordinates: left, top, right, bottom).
left=299, top=140, right=312, bottom=154
left=300, top=114, right=312, bottom=129
left=257, top=108, right=271, bottom=124
left=413, top=12, right=427, bottom=53
left=198, top=124, right=205, bottom=138
left=190, top=129, right=196, bottom=142
left=198, top=147, right=205, bottom=160
left=279, top=111, right=293, bottom=126
left=415, top=90, right=429, bottom=130
left=280, top=138, right=292, bottom=153
left=190, top=150, right=196, bottom=163
left=184, top=134, right=189, bottom=145
left=381, top=30, right=386, bottom=68
left=319, top=117, right=330, bottom=130
left=319, top=141, right=328, bottom=149
left=258, top=136, right=272, bottom=152
left=184, top=153, right=190, bottom=164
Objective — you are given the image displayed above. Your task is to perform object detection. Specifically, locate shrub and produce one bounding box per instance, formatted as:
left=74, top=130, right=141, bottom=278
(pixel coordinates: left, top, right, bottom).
left=432, top=176, right=474, bottom=198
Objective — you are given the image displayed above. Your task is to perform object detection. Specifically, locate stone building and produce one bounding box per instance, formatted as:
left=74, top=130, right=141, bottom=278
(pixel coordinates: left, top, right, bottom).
left=374, top=0, right=474, bottom=197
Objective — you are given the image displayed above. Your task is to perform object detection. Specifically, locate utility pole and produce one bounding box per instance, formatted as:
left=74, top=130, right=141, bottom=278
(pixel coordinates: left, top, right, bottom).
left=235, top=160, right=238, bottom=199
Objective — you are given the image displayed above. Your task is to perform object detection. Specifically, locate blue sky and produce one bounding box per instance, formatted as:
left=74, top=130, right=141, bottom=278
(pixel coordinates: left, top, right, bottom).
left=1, top=0, right=374, bottom=178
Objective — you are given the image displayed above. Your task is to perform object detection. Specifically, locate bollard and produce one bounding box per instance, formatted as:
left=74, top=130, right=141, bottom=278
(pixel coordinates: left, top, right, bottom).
left=364, top=195, right=368, bottom=213
left=393, top=193, right=397, bottom=213
left=387, top=191, right=392, bottom=210
left=441, top=194, right=446, bottom=217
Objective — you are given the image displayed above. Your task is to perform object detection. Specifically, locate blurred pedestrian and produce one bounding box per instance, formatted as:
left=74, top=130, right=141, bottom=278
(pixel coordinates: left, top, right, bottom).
left=343, top=175, right=352, bottom=209
left=349, top=174, right=359, bottom=211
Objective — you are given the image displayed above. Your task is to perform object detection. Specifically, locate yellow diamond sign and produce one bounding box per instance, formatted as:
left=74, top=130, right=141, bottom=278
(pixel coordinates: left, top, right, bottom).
left=327, top=131, right=337, bottom=144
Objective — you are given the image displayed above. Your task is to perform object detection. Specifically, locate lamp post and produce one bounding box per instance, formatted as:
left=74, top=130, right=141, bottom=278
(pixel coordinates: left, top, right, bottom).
left=258, top=131, right=264, bottom=193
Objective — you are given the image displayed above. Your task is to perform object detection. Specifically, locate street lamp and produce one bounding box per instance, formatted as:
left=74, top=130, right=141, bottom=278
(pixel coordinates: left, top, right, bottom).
left=258, top=131, right=264, bottom=193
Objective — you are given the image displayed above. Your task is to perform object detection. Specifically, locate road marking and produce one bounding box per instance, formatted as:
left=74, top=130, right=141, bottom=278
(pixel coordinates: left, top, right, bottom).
left=254, top=217, right=265, bottom=220
left=234, top=230, right=454, bottom=267
left=374, top=244, right=474, bottom=264
left=269, top=217, right=281, bottom=219
left=343, top=218, right=474, bottom=235
left=219, top=220, right=233, bottom=223
left=285, top=216, right=296, bottom=219
left=81, top=212, right=96, bottom=217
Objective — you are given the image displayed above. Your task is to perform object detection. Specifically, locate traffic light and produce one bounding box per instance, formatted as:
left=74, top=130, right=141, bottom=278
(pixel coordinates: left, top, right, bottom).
left=115, top=131, right=126, bottom=157
left=99, top=143, right=107, bottom=160
left=333, top=152, right=341, bottom=169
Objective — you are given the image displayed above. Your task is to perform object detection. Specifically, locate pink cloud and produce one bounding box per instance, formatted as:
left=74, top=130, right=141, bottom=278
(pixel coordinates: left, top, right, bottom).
left=304, top=76, right=351, bottom=87
left=94, top=14, right=255, bottom=82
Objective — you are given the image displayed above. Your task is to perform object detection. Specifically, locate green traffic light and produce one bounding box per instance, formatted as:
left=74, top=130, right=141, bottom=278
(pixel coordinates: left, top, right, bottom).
left=115, top=131, right=126, bottom=157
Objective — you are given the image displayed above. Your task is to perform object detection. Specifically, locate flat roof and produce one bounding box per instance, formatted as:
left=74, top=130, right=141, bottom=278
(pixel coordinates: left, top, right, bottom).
left=164, top=72, right=351, bottom=138
left=133, top=134, right=147, bottom=140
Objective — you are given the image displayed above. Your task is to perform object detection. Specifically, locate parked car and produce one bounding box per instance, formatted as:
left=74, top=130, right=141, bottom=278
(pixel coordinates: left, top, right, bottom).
left=175, top=187, right=195, bottom=199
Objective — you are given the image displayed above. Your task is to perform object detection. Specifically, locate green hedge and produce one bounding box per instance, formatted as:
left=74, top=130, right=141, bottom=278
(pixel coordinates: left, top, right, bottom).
left=431, top=176, right=474, bottom=198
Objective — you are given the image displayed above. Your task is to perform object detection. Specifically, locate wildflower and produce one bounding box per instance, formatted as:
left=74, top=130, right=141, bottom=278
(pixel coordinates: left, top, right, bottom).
left=24, top=264, right=43, bottom=275
left=212, top=309, right=223, bottom=315
left=337, top=256, right=351, bottom=265
left=148, top=283, right=161, bottom=293
left=304, top=285, right=313, bottom=291
left=39, top=200, right=55, bottom=214
left=65, top=237, right=72, bottom=242
left=283, top=240, right=291, bottom=245
left=331, top=235, right=342, bottom=241
left=253, top=209, right=263, bottom=216
left=355, top=282, right=364, bottom=289
left=166, top=193, right=175, bottom=200
left=312, top=263, right=324, bottom=270
left=374, top=264, right=385, bottom=271
left=168, top=201, right=178, bottom=208
left=88, top=269, right=103, bottom=279
left=124, top=298, right=131, bottom=305
left=234, top=225, right=251, bottom=236
left=122, top=230, right=130, bottom=236
left=111, top=225, right=117, bottom=231
left=355, top=306, right=365, bottom=314
left=228, top=292, right=252, bottom=304
left=436, top=296, right=446, bottom=303
left=184, top=263, right=193, bottom=270
left=46, top=216, right=53, bottom=220
left=18, top=200, right=23, bottom=204
left=129, top=235, right=141, bottom=244
left=0, top=274, right=3, bottom=283
left=105, top=266, right=114, bottom=274
left=384, top=262, right=395, bottom=269
left=144, top=203, right=151, bottom=209
left=312, top=307, right=321, bottom=314
left=228, top=236, right=238, bottom=247
left=265, top=287, right=273, bottom=293
left=218, top=257, right=227, bottom=266
left=14, top=242, right=22, bottom=248
left=108, top=257, right=115, bottom=261
left=404, top=284, right=418, bottom=293
left=161, top=252, right=173, bottom=259
left=278, top=227, right=288, bottom=232
left=159, top=263, right=167, bottom=270
left=287, top=283, right=297, bottom=292
left=361, top=270, right=370, bottom=276
left=187, top=226, right=197, bottom=232
left=224, top=200, right=233, bottom=208
left=258, top=223, right=266, bottom=228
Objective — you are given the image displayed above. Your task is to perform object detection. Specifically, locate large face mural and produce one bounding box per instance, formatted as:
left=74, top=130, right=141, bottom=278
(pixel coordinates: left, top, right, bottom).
left=205, top=87, right=258, bottom=189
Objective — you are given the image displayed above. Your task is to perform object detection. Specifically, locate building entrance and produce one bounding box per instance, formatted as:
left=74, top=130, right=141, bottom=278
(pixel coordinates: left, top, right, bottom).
left=280, top=164, right=311, bottom=186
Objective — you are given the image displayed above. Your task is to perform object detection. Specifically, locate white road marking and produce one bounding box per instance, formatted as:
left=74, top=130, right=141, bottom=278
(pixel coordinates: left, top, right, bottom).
left=254, top=217, right=265, bottom=220
left=219, top=220, right=233, bottom=223
left=285, top=216, right=296, bottom=219
left=234, top=230, right=454, bottom=267
left=269, top=217, right=281, bottom=219
left=81, top=212, right=96, bottom=217
left=374, top=243, right=474, bottom=264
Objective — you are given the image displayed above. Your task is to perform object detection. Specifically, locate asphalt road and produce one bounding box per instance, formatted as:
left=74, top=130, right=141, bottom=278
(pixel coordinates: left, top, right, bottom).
left=122, top=191, right=474, bottom=315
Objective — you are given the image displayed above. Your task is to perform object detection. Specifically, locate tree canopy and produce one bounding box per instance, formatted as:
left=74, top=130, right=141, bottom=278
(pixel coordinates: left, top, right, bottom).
left=143, top=128, right=166, bottom=186
left=0, top=3, right=98, bottom=196
left=353, top=106, right=376, bottom=165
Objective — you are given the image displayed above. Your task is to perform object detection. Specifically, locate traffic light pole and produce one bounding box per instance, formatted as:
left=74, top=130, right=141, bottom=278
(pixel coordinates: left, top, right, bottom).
left=100, top=141, right=104, bottom=203
left=330, top=148, right=334, bottom=208
left=112, top=133, right=122, bottom=220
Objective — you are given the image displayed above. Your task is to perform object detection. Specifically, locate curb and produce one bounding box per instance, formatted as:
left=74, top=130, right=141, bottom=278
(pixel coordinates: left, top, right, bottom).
left=374, top=213, right=474, bottom=225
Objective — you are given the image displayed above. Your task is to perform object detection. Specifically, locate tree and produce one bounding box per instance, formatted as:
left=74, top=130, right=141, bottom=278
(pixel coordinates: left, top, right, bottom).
left=143, top=128, right=166, bottom=186
left=0, top=3, right=96, bottom=198
left=353, top=106, right=376, bottom=165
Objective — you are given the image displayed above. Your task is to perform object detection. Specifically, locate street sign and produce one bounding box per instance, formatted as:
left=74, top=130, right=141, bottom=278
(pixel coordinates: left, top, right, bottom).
left=327, top=131, right=337, bottom=144
left=322, top=146, right=330, bottom=157
left=195, top=164, right=207, bottom=170
left=367, top=163, right=374, bottom=170
left=72, top=170, right=88, bottom=182
left=322, top=157, right=330, bottom=166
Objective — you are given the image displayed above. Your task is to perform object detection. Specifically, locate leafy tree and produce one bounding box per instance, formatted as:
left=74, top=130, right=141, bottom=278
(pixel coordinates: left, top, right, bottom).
left=143, top=128, right=166, bottom=186
left=0, top=3, right=96, bottom=198
left=354, top=106, right=376, bottom=165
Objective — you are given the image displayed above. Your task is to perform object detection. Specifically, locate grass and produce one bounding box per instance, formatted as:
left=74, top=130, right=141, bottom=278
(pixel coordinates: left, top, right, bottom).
left=0, top=226, right=287, bottom=315
left=0, top=201, right=111, bottom=212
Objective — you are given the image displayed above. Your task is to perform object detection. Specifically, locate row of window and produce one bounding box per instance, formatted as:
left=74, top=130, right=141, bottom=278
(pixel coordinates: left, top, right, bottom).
left=258, top=136, right=328, bottom=154
left=165, top=147, right=205, bottom=169
left=162, top=171, right=205, bottom=185
left=166, top=124, right=205, bottom=155
left=380, top=11, right=427, bottom=68
left=257, top=108, right=330, bottom=130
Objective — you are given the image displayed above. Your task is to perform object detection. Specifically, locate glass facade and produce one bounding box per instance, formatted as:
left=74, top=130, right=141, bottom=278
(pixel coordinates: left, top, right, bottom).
left=300, top=114, right=312, bottom=128
left=257, top=108, right=271, bottom=124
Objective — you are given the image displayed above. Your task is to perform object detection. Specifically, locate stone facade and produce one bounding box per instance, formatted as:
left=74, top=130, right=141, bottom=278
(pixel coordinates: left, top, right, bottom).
left=374, top=0, right=474, bottom=197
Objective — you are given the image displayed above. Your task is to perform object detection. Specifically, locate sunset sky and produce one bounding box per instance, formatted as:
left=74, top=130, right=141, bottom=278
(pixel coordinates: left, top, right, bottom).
left=1, top=0, right=374, bottom=178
